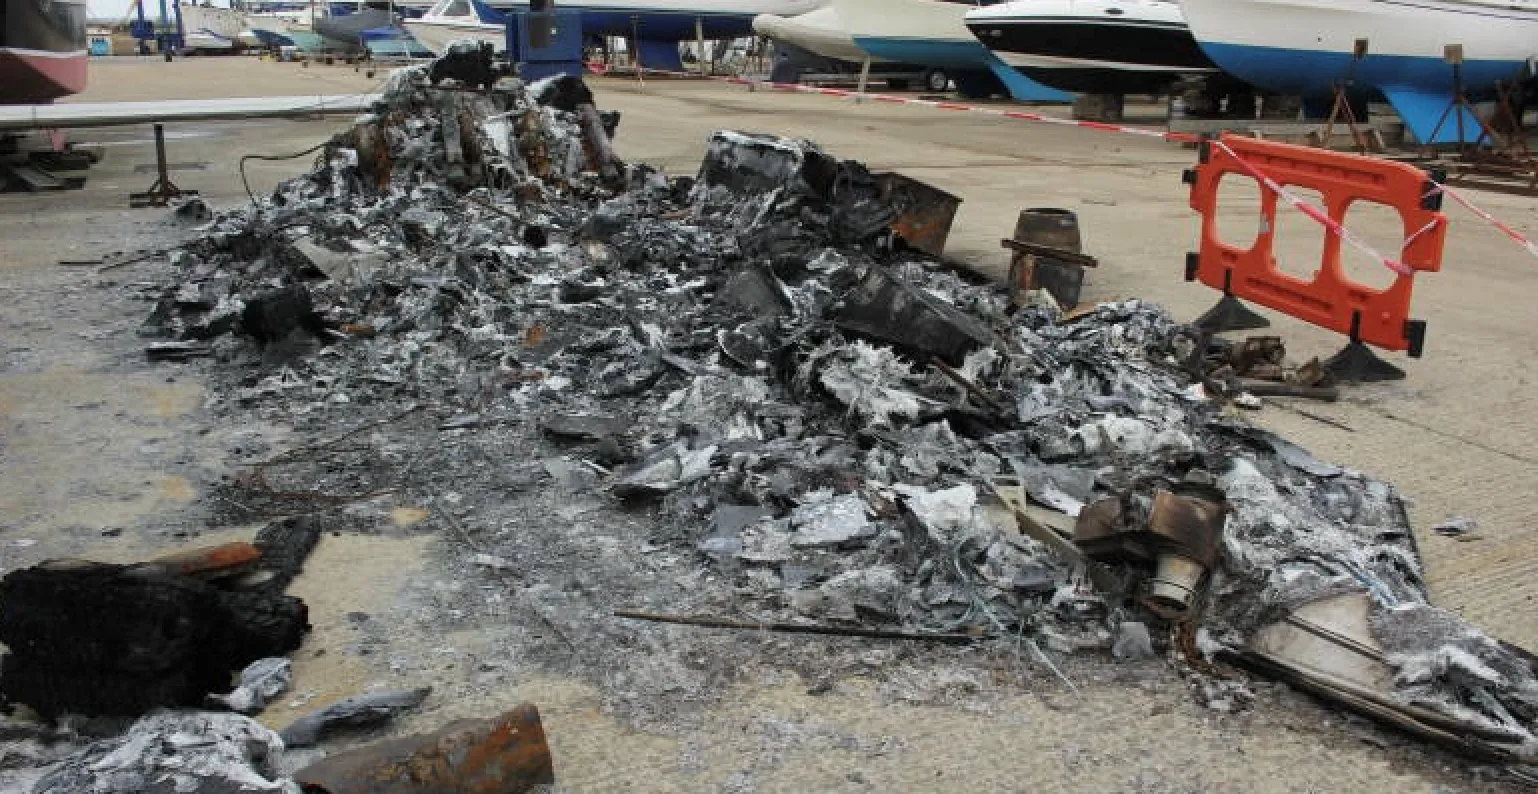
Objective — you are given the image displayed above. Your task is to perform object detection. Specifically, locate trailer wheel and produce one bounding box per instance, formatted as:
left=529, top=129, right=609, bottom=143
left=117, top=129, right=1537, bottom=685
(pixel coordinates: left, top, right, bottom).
left=923, top=69, right=949, bottom=93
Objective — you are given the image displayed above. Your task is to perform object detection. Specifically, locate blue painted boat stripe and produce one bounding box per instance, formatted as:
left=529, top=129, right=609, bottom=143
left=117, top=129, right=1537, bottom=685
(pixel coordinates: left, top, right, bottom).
left=1197, top=40, right=1528, bottom=98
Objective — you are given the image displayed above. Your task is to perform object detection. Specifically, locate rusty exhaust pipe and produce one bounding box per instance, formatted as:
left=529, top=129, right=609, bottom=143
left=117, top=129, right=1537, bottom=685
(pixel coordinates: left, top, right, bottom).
left=293, top=703, right=555, bottom=794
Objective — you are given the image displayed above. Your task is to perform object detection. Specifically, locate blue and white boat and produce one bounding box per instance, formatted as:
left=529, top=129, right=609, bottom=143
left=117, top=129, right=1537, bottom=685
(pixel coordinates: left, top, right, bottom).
left=1178, top=0, right=1538, bottom=143
left=830, top=0, right=1069, bottom=99
left=965, top=0, right=1220, bottom=95
left=403, top=0, right=823, bottom=71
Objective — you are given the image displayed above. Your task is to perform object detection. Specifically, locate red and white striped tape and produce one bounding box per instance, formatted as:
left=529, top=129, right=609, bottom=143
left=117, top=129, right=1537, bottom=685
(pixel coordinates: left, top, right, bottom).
left=618, top=65, right=1538, bottom=270
left=1429, top=182, right=1538, bottom=260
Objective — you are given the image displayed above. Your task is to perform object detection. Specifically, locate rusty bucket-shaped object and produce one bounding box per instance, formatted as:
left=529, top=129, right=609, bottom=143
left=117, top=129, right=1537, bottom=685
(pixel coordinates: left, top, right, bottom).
left=294, top=704, right=555, bottom=794
left=1012, top=207, right=1083, bottom=253
left=1005, top=208, right=1093, bottom=309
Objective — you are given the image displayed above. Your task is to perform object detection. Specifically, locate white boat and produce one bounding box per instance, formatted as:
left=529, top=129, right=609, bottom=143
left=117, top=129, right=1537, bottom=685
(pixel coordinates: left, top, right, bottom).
left=752, top=5, right=873, bottom=63
left=241, top=3, right=326, bottom=47
left=830, top=0, right=1069, bottom=98
left=400, top=0, right=493, bottom=54
left=404, top=0, right=823, bottom=70
left=832, top=0, right=977, bottom=67
left=176, top=2, right=250, bottom=50
left=965, top=0, right=1218, bottom=94
left=1179, top=0, right=1538, bottom=142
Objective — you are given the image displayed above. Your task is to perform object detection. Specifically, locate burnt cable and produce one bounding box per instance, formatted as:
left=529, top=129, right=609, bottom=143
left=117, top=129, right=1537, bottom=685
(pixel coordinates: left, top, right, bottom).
left=239, top=141, right=332, bottom=206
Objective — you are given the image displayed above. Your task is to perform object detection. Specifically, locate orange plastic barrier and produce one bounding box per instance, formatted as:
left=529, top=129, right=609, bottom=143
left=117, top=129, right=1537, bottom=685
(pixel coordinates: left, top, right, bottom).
left=1185, top=134, right=1447, bottom=355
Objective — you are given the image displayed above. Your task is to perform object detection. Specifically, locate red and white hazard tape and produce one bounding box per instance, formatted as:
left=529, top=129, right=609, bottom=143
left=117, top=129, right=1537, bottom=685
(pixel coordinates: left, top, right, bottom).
left=711, top=73, right=1200, bottom=143
left=618, top=65, right=1538, bottom=269
left=1428, top=181, right=1538, bottom=260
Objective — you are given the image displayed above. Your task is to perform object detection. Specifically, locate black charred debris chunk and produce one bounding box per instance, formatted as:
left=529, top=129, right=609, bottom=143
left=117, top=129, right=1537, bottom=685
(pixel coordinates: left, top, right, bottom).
left=427, top=40, right=502, bottom=91
left=241, top=284, right=326, bottom=345
left=0, top=519, right=318, bottom=719
left=833, top=265, right=994, bottom=366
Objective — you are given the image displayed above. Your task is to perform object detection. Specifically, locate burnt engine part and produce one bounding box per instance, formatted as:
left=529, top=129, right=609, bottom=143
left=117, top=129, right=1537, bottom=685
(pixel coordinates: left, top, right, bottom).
left=428, top=41, right=502, bottom=91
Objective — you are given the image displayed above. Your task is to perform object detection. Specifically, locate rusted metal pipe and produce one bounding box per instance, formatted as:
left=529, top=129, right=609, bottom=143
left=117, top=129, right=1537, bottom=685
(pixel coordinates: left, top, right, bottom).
left=293, top=704, right=555, bottom=794
left=146, top=542, right=262, bottom=579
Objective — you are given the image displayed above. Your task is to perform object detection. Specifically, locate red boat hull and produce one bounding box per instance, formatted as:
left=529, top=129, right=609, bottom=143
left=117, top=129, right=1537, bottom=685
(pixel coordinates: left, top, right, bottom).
left=2, top=0, right=89, bottom=105
left=0, top=47, right=88, bottom=104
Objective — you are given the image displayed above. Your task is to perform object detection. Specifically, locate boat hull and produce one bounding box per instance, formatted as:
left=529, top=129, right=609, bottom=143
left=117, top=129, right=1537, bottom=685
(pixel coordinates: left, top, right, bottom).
left=753, top=6, right=875, bottom=63
left=1, top=0, right=88, bottom=104
left=178, top=4, right=251, bottom=39
left=408, top=0, right=824, bottom=50
left=833, top=0, right=1070, bottom=99
left=1180, top=0, right=1538, bottom=98
left=965, top=0, right=1216, bottom=94
left=835, top=0, right=977, bottom=68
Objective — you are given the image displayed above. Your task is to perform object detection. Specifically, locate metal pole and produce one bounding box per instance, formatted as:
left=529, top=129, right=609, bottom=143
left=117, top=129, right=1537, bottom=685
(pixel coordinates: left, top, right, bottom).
left=855, top=56, right=872, bottom=102
left=154, top=124, right=169, bottom=189
left=134, top=0, right=149, bottom=54
left=631, top=15, right=643, bottom=85
left=157, top=0, right=170, bottom=53
left=694, top=16, right=706, bottom=77
left=1454, top=61, right=1466, bottom=148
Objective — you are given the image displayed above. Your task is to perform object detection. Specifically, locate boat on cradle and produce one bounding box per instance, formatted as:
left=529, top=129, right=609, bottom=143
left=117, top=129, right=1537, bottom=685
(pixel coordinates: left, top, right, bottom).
left=963, top=0, right=1218, bottom=94
left=238, top=1, right=342, bottom=47
left=755, top=6, right=938, bottom=87
left=831, top=0, right=1069, bottom=99
left=1179, top=0, right=1538, bottom=143
left=403, top=0, right=821, bottom=71
left=176, top=2, right=249, bottom=51
left=239, top=1, right=310, bottom=46
left=1, top=0, right=89, bottom=104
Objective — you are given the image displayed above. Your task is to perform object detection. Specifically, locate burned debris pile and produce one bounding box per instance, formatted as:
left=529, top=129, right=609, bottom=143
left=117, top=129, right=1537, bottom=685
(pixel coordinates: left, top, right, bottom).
left=75, top=60, right=1538, bottom=772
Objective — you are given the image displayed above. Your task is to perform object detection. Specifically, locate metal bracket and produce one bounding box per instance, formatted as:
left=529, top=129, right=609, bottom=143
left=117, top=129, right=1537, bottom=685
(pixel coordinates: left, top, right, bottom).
left=129, top=124, right=199, bottom=208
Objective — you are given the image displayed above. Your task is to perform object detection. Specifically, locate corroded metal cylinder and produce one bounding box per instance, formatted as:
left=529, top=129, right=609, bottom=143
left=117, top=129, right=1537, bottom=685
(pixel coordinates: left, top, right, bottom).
left=1012, top=208, right=1082, bottom=253
left=1148, top=552, right=1206, bottom=612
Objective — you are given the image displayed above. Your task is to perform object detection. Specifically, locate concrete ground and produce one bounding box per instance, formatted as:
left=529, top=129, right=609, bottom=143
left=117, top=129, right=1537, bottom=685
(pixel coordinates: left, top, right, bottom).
left=1, top=56, right=1535, bottom=792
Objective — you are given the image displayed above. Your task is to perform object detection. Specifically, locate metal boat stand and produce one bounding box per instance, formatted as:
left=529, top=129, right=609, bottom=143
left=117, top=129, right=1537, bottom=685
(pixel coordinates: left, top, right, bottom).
left=1422, top=44, right=1498, bottom=154
left=1316, top=39, right=1372, bottom=153
left=130, top=124, right=199, bottom=208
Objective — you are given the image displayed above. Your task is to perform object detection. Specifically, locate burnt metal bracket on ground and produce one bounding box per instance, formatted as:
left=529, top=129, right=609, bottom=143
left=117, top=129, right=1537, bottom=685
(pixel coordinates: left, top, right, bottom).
left=130, top=124, right=199, bottom=208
